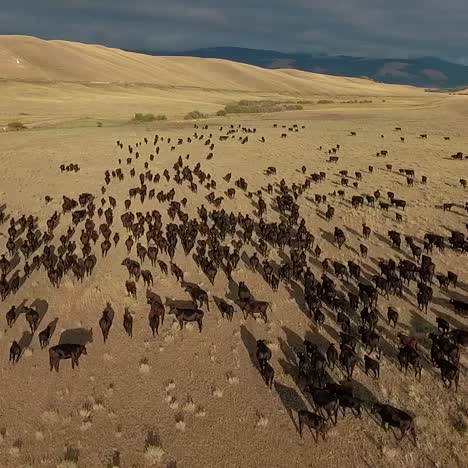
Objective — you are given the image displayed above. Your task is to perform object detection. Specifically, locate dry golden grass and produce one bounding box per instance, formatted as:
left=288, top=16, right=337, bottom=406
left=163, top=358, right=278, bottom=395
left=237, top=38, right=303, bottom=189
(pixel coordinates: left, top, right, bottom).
left=0, top=35, right=467, bottom=468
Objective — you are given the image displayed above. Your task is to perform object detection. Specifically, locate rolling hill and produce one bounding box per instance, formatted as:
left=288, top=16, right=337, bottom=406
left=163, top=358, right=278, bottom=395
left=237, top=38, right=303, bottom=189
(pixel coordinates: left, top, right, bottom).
left=0, top=36, right=423, bottom=96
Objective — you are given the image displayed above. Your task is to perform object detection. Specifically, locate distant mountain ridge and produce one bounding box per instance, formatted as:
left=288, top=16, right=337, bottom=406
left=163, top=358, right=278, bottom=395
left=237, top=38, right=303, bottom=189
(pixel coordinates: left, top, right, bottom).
left=134, top=47, right=468, bottom=89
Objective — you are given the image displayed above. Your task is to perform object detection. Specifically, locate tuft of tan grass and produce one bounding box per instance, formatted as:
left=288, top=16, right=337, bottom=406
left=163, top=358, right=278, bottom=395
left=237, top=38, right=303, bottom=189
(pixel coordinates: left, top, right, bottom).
left=182, top=398, right=196, bottom=413
left=139, top=358, right=151, bottom=374
left=105, top=383, right=114, bottom=397
left=226, top=372, right=239, bottom=385
left=165, top=380, right=176, bottom=392
left=9, top=443, right=21, bottom=457
left=195, top=406, right=206, bottom=418
left=42, top=409, right=60, bottom=424
left=256, top=414, right=269, bottom=427
left=144, top=445, right=165, bottom=466
left=168, top=397, right=179, bottom=410
left=80, top=418, right=92, bottom=432
left=212, top=387, right=223, bottom=398
left=92, top=398, right=105, bottom=411
left=175, top=414, right=186, bottom=431
left=79, top=401, right=92, bottom=419
left=144, top=432, right=165, bottom=466
left=57, top=462, right=78, bottom=468
left=57, top=447, right=79, bottom=468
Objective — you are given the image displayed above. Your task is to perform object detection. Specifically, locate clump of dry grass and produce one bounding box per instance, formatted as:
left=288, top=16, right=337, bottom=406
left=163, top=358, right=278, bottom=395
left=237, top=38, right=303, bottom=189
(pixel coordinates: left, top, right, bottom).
left=139, top=358, right=151, bottom=373
left=57, top=461, right=78, bottom=468
left=168, top=397, right=179, bottom=410
left=92, top=397, right=105, bottom=411
left=182, top=397, right=196, bottom=413
left=212, top=387, right=223, bottom=398
left=105, top=382, right=114, bottom=397
left=144, top=432, right=165, bottom=466
left=165, top=380, right=176, bottom=392
left=175, top=414, right=186, bottom=431
left=57, top=447, right=79, bottom=468
left=80, top=417, right=92, bottom=432
left=42, top=409, right=60, bottom=424
left=226, top=372, right=239, bottom=385
left=79, top=401, right=92, bottom=419
left=195, top=406, right=206, bottom=418
left=9, top=439, right=22, bottom=456
left=256, top=414, right=269, bottom=427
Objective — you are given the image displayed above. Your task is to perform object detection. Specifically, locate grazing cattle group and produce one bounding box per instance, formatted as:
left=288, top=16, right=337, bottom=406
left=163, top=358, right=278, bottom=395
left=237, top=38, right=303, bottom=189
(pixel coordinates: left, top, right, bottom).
left=1, top=120, right=467, bottom=450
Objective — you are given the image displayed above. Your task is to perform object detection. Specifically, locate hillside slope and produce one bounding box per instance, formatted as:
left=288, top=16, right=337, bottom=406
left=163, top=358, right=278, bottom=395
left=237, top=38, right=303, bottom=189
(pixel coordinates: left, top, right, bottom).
left=0, top=36, right=422, bottom=96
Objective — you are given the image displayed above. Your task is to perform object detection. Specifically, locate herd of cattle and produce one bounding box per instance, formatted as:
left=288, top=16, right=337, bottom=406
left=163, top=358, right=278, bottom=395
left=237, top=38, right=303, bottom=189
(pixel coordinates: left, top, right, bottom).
left=1, top=121, right=467, bottom=443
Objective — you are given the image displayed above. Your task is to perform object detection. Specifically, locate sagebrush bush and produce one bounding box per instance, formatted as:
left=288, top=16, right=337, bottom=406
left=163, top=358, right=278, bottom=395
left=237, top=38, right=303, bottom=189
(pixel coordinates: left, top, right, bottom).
left=223, top=99, right=303, bottom=114
left=132, top=113, right=167, bottom=122
left=317, top=99, right=335, bottom=104
left=184, top=110, right=207, bottom=120
left=7, top=121, right=26, bottom=130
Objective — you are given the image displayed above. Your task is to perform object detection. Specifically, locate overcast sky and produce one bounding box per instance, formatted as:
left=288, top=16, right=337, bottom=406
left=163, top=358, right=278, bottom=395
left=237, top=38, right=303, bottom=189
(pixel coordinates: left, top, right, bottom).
left=2, top=1, right=467, bottom=63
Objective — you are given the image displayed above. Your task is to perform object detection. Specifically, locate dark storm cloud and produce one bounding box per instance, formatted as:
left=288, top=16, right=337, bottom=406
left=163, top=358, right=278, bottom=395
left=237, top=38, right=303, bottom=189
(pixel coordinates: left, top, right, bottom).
left=1, top=1, right=467, bottom=62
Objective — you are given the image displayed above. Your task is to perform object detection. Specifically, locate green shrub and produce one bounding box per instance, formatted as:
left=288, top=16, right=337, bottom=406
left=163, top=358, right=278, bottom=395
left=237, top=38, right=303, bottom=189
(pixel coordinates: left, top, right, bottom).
left=184, top=110, right=207, bottom=120
left=317, top=99, right=334, bottom=104
left=7, top=121, right=26, bottom=130
left=132, top=113, right=167, bottom=122
left=133, top=113, right=155, bottom=122
left=222, top=99, right=303, bottom=115
left=216, top=109, right=227, bottom=116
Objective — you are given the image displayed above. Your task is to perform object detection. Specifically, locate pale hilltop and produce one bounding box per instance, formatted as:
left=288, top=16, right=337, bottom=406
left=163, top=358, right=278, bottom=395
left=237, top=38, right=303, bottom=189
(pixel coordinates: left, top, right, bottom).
left=0, top=35, right=423, bottom=96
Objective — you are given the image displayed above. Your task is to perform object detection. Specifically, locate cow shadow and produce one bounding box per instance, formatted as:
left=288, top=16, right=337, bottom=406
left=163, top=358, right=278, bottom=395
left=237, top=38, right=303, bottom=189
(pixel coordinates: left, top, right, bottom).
left=226, top=276, right=240, bottom=304
left=274, top=381, right=306, bottom=432
left=240, top=324, right=257, bottom=369
left=17, top=331, right=33, bottom=361
left=344, top=225, right=362, bottom=238
left=319, top=228, right=335, bottom=247
left=348, top=378, right=380, bottom=411
left=284, top=280, right=309, bottom=318
left=31, top=298, right=48, bottom=330
left=59, top=328, right=93, bottom=345
left=165, top=298, right=195, bottom=309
